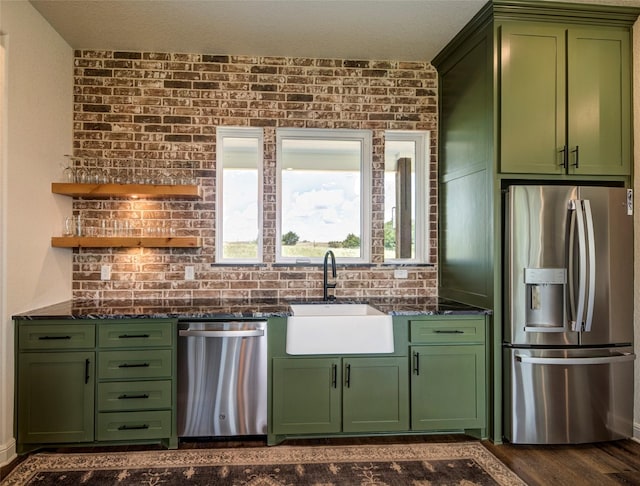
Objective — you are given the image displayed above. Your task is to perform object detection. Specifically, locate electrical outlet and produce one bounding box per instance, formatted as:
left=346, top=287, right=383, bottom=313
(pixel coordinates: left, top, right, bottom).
left=394, top=269, right=408, bottom=279
left=185, top=266, right=195, bottom=280
left=101, top=265, right=111, bottom=281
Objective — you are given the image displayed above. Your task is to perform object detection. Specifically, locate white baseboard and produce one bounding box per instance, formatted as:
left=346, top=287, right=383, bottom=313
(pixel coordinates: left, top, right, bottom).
left=0, top=437, right=16, bottom=468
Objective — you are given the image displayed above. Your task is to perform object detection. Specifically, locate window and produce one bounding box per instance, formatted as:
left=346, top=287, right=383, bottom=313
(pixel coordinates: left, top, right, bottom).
left=276, top=128, right=372, bottom=263
left=216, top=127, right=263, bottom=263
left=384, top=130, right=429, bottom=263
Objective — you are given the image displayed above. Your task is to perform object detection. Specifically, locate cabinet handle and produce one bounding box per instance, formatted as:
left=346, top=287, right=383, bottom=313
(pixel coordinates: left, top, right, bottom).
left=118, top=363, right=150, bottom=368
left=85, top=359, right=90, bottom=384
left=560, top=145, right=568, bottom=169
left=118, top=394, right=149, bottom=400
left=345, top=363, right=351, bottom=388
left=571, top=145, right=580, bottom=168
left=38, top=335, right=72, bottom=340
left=331, top=364, right=337, bottom=388
left=118, top=424, right=149, bottom=431
left=413, top=352, right=420, bottom=375
left=434, top=330, right=464, bottom=334
left=118, top=334, right=150, bottom=339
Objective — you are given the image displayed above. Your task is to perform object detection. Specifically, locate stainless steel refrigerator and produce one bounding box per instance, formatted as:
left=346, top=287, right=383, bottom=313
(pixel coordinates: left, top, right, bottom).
left=504, top=185, right=635, bottom=444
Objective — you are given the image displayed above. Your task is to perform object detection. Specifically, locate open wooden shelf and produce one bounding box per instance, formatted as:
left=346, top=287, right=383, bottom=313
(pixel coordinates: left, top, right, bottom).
left=51, top=236, right=201, bottom=248
left=51, top=183, right=201, bottom=199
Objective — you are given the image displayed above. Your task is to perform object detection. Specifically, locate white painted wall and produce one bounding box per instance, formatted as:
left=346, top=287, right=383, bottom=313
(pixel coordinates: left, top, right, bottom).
left=0, top=1, right=73, bottom=466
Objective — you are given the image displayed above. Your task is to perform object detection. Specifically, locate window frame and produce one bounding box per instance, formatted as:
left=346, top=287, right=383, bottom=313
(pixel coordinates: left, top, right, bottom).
left=275, top=128, right=372, bottom=264
left=215, top=126, right=264, bottom=264
left=383, top=130, right=430, bottom=264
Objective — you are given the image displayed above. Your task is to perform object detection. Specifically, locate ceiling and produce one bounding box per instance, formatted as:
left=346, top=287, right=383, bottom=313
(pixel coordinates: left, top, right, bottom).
left=30, top=0, right=640, bottom=62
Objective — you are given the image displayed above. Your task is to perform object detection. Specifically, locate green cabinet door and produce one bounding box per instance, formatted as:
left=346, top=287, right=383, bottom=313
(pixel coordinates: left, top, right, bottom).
left=500, top=22, right=566, bottom=174
left=500, top=22, right=631, bottom=176
left=272, top=357, right=341, bottom=435
left=567, top=28, right=631, bottom=175
left=411, top=345, right=485, bottom=430
left=17, top=351, right=95, bottom=444
left=342, top=357, right=409, bottom=433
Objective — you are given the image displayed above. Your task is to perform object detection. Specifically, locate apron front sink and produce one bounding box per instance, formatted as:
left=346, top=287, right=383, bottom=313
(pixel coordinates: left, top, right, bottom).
left=285, top=304, right=394, bottom=355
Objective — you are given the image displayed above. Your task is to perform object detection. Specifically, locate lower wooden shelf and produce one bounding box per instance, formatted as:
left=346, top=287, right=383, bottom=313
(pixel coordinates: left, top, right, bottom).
left=51, top=236, right=201, bottom=248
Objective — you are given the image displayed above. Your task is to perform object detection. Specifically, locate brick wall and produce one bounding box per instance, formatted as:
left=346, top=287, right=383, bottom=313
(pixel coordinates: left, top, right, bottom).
left=70, top=50, right=438, bottom=300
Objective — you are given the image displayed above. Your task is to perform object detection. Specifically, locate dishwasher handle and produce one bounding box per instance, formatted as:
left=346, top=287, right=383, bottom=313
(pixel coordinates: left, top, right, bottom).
left=179, top=329, right=265, bottom=338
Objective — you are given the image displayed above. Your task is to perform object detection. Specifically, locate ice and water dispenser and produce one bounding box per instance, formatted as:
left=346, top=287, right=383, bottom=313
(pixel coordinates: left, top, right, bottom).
left=523, top=267, right=567, bottom=331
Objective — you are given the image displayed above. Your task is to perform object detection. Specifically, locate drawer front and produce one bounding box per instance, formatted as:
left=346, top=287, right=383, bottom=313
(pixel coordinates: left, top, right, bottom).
left=96, top=410, right=171, bottom=441
left=97, top=380, right=172, bottom=412
left=98, top=321, right=173, bottom=348
left=19, top=324, right=95, bottom=350
left=98, top=350, right=172, bottom=380
left=410, top=319, right=485, bottom=344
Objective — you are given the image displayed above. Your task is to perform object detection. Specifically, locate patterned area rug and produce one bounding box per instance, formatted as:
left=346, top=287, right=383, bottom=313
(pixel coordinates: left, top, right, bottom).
left=1, top=442, right=526, bottom=485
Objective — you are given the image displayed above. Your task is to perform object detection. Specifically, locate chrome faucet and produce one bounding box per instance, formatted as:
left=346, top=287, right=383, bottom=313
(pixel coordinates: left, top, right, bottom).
left=323, top=250, right=337, bottom=301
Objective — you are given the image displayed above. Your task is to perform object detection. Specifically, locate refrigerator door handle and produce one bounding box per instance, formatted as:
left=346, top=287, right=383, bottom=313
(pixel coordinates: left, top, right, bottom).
left=515, top=353, right=635, bottom=366
left=583, top=199, right=596, bottom=332
left=569, top=199, right=588, bottom=331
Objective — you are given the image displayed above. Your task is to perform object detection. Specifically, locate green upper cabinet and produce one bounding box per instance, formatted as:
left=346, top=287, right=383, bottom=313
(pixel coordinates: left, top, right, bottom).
left=500, top=21, right=631, bottom=176
left=500, top=22, right=566, bottom=175
left=567, top=28, right=630, bottom=175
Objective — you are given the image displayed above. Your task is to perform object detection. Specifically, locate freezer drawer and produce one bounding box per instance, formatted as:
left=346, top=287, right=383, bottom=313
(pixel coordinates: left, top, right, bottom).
left=504, top=347, right=634, bottom=444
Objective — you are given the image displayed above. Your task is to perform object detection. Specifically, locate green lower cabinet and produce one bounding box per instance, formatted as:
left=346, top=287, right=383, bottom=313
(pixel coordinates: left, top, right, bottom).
left=17, top=351, right=95, bottom=445
left=96, top=410, right=172, bottom=441
left=272, top=357, right=341, bottom=435
left=15, top=319, right=177, bottom=452
left=411, top=344, right=485, bottom=430
left=343, top=357, right=409, bottom=432
left=272, top=356, right=409, bottom=436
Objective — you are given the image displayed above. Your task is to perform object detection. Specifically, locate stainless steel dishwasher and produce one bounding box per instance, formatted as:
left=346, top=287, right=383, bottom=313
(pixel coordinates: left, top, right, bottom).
left=177, top=320, right=267, bottom=437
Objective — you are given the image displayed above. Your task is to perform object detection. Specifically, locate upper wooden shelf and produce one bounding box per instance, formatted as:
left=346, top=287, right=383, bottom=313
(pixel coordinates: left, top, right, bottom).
left=51, top=183, right=201, bottom=199
left=51, top=236, right=201, bottom=248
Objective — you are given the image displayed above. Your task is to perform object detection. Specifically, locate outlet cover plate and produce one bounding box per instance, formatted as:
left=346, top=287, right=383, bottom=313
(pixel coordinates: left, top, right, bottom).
left=394, top=269, right=408, bottom=279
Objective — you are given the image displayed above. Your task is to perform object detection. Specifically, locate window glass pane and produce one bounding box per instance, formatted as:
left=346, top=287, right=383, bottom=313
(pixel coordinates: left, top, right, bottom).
left=384, top=140, right=416, bottom=260
left=216, top=130, right=262, bottom=262
left=277, top=129, right=371, bottom=263
left=384, top=131, right=429, bottom=263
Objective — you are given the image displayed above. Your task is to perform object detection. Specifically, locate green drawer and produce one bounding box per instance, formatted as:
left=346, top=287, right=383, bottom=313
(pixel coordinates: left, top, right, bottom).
left=410, top=318, right=485, bottom=344
left=97, top=380, right=172, bottom=412
left=96, top=410, right=171, bottom=441
left=98, top=350, right=172, bottom=380
left=19, top=323, right=95, bottom=350
left=98, top=321, right=173, bottom=348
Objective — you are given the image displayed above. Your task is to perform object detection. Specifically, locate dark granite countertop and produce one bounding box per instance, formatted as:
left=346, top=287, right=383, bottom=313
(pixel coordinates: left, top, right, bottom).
left=13, top=297, right=490, bottom=320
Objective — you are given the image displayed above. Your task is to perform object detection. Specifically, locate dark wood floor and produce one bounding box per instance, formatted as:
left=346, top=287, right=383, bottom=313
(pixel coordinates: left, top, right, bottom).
left=3, top=434, right=640, bottom=485
left=484, top=438, right=640, bottom=485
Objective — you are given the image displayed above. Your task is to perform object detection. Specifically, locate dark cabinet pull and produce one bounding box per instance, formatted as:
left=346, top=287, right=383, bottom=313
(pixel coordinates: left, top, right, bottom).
left=571, top=145, right=580, bottom=168
left=413, top=352, right=420, bottom=375
left=85, top=359, right=90, bottom=384
left=118, top=334, right=150, bottom=339
left=345, top=363, right=351, bottom=388
left=434, top=330, right=464, bottom=334
left=118, top=424, right=149, bottom=431
left=559, top=145, right=568, bottom=169
left=118, top=363, right=150, bottom=368
left=118, top=394, right=149, bottom=400
left=331, top=364, right=337, bottom=388
left=38, top=335, right=72, bottom=340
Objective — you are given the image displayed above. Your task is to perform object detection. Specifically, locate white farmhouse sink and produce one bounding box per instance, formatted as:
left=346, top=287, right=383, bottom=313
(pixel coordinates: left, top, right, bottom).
left=286, top=303, right=394, bottom=355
